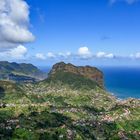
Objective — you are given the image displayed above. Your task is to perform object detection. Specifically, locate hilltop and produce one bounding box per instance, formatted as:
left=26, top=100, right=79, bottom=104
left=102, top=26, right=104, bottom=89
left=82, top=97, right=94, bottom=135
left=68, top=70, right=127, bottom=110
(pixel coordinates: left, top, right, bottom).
left=48, top=62, right=104, bottom=87
left=0, top=62, right=139, bottom=140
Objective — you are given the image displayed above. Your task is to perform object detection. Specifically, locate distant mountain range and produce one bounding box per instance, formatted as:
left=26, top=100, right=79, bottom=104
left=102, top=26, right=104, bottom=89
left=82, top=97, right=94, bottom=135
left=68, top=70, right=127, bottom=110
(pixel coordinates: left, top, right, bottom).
left=0, top=61, right=47, bottom=83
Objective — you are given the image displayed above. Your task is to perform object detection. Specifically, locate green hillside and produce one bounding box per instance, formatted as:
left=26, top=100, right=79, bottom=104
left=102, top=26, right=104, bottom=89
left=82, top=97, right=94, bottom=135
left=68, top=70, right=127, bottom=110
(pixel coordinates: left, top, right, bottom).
left=0, top=64, right=139, bottom=140
left=0, top=61, right=47, bottom=82
left=45, top=71, right=101, bottom=90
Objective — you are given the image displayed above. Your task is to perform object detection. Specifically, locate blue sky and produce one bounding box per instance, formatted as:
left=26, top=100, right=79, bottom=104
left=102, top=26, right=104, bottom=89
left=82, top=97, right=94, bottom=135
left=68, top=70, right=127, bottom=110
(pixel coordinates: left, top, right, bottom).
left=0, top=0, right=140, bottom=66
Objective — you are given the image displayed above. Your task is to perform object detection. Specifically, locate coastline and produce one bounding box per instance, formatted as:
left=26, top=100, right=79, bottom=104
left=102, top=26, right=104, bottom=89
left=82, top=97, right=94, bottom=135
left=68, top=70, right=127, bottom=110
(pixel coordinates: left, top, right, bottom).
left=40, top=66, right=140, bottom=99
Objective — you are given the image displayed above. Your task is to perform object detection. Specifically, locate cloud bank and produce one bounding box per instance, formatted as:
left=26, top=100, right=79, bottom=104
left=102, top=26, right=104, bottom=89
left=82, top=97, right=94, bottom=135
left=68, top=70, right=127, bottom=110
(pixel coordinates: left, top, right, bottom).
left=0, top=45, right=27, bottom=59
left=35, top=47, right=115, bottom=60
left=0, top=0, right=35, bottom=49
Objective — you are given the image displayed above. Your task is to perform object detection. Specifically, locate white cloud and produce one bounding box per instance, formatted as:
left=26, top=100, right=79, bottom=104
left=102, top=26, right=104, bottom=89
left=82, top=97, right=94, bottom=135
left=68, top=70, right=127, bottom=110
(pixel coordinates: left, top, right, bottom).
left=35, top=52, right=71, bottom=60
left=0, top=45, right=27, bottom=59
left=135, top=52, right=140, bottom=58
left=42, top=48, right=115, bottom=60
left=58, top=52, right=72, bottom=58
left=130, top=52, right=140, bottom=59
left=35, top=53, right=46, bottom=60
left=78, top=47, right=92, bottom=59
left=0, top=0, right=35, bottom=49
left=96, top=52, right=106, bottom=58
left=96, top=52, right=114, bottom=58
left=9, top=45, right=27, bottom=58
left=47, top=52, right=56, bottom=58
left=78, top=47, right=91, bottom=55
left=110, top=0, right=138, bottom=4
left=58, top=52, right=66, bottom=57
left=33, top=46, right=116, bottom=61
left=105, top=53, right=114, bottom=58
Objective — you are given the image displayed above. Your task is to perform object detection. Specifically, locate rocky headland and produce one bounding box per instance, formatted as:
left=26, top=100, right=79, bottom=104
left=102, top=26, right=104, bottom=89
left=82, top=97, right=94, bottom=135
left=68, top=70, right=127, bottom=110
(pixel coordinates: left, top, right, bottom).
left=48, top=62, right=104, bottom=87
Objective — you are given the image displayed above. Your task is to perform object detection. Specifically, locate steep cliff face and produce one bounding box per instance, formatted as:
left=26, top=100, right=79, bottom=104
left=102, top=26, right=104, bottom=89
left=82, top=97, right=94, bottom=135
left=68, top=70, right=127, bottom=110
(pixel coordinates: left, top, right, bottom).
left=48, top=62, right=104, bottom=87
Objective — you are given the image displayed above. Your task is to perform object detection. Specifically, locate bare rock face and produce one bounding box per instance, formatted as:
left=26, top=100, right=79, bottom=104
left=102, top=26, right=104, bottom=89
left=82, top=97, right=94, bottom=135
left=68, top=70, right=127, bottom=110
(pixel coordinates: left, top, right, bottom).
left=48, top=62, right=104, bottom=87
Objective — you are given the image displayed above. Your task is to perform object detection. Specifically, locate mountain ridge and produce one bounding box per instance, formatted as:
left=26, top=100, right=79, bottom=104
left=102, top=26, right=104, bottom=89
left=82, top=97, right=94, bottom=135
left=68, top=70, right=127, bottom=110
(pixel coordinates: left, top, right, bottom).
left=0, top=61, right=47, bottom=83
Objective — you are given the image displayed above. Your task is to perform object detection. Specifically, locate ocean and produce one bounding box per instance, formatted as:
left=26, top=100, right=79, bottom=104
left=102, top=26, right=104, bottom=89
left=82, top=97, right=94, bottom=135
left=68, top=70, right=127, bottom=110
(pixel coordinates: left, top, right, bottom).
left=100, top=67, right=140, bottom=99
left=40, top=66, right=140, bottom=99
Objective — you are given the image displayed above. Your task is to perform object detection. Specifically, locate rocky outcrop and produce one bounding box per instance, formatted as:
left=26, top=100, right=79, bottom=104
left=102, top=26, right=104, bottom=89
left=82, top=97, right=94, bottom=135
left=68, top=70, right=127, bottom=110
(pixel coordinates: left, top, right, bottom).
left=48, top=62, right=104, bottom=87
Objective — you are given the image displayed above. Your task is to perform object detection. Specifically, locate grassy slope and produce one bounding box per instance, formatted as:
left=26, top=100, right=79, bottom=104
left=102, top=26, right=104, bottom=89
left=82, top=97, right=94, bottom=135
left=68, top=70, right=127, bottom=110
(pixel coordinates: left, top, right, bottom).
left=0, top=72, right=140, bottom=140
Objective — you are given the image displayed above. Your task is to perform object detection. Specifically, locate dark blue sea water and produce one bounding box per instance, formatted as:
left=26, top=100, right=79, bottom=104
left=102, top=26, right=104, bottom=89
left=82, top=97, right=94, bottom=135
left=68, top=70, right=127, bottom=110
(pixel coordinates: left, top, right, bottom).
left=40, top=66, right=140, bottom=99
left=100, top=67, right=140, bottom=99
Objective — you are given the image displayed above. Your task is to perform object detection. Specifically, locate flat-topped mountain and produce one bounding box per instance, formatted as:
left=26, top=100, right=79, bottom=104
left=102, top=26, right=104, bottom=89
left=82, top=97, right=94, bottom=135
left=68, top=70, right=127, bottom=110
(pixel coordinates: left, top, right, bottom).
left=0, top=61, right=47, bottom=83
left=48, top=62, right=104, bottom=87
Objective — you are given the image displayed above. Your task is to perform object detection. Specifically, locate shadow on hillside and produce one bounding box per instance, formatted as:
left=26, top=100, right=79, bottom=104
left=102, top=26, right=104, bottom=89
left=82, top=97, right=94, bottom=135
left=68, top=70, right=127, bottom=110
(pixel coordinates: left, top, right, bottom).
left=17, top=110, right=98, bottom=139
left=0, top=87, right=5, bottom=98
left=83, top=106, right=105, bottom=115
